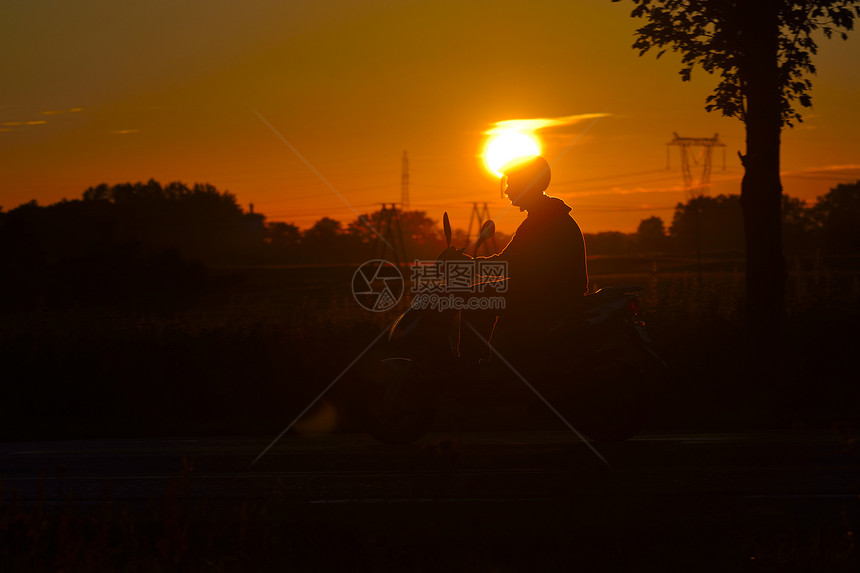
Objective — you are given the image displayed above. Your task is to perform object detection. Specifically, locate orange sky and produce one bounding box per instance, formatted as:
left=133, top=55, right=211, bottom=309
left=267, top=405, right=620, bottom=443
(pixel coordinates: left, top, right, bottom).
left=2, top=0, right=859, bottom=235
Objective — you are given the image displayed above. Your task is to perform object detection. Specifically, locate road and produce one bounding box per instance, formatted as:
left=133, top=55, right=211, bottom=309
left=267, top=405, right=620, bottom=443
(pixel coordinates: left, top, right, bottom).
left=2, top=430, right=858, bottom=504
left=3, top=430, right=859, bottom=570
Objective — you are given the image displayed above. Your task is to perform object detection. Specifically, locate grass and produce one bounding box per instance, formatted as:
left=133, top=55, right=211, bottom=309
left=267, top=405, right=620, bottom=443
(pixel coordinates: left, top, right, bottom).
left=1, top=255, right=859, bottom=440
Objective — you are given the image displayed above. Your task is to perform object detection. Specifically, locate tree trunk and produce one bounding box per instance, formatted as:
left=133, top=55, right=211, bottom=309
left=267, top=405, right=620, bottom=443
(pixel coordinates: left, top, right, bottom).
left=739, top=0, right=787, bottom=335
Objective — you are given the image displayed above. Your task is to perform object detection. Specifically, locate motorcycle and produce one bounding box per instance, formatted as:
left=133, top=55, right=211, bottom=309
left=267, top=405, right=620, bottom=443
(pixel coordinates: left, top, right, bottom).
left=360, top=213, right=666, bottom=445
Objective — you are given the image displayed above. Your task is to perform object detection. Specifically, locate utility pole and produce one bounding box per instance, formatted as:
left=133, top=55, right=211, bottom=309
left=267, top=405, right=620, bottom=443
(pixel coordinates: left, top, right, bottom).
left=370, top=151, right=409, bottom=265
left=667, top=133, right=725, bottom=276
left=371, top=203, right=407, bottom=266
left=401, top=150, right=410, bottom=209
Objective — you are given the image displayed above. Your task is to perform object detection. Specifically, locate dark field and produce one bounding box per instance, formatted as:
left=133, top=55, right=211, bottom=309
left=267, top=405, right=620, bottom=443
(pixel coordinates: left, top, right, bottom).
left=2, top=254, right=859, bottom=571
left=2, top=253, right=858, bottom=440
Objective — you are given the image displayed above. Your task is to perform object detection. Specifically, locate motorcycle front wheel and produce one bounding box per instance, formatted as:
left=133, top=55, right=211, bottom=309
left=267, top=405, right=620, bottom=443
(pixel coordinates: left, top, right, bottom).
left=573, top=357, right=651, bottom=442
left=362, top=359, right=436, bottom=445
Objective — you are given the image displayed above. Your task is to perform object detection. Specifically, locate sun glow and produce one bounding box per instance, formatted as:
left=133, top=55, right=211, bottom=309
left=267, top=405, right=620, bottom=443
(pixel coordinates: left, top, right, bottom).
left=484, top=131, right=541, bottom=177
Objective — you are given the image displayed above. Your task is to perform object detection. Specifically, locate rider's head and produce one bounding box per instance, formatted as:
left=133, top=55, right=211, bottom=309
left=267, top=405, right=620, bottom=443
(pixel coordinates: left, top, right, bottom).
left=500, top=155, right=551, bottom=210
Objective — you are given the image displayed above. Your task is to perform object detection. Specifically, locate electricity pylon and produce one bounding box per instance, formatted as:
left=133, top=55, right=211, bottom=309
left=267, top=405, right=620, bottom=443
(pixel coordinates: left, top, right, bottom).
left=465, top=202, right=497, bottom=255
left=667, top=132, right=725, bottom=199
left=667, top=133, right=725, bottom=277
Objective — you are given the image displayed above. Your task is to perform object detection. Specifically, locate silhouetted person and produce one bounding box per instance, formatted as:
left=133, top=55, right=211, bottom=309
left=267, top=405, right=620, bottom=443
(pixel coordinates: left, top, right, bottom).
left=485, top=155, right=588, bottom=314
left=461, top=155, right=589, bottom=362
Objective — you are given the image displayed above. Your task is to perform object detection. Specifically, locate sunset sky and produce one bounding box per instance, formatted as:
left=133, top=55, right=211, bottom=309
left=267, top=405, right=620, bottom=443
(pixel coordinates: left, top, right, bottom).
left=3, top=0, right=859, bottom=235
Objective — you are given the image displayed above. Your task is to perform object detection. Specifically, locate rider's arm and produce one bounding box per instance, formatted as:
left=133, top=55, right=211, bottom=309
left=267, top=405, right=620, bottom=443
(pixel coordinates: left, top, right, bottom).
left=476, top=233, right=522, bottom=263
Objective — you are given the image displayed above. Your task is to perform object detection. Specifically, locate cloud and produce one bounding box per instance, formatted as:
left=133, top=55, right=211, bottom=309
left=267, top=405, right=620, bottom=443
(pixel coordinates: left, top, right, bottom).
left=111, top=129, right=139, bottom=135
left=1, top=120, right=46, bottom=128
left=0, top=108, right=83, bottom=131
left=487, top=113, right=611, bottom=135
left=781, top=164, right=860, bottom=180
left=40, top=107, right=84, bottom=116
left=804, top=164, right=860, bottom=172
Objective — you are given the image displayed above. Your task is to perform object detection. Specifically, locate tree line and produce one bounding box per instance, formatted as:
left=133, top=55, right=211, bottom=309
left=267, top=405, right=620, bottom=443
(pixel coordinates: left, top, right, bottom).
left=589, top=181, right=860, bottom=256
left=0, top=180, right=259, bottom=310
left=1, top=178, right=858, bottom=309
left=0, top=180, right=495, bottom=309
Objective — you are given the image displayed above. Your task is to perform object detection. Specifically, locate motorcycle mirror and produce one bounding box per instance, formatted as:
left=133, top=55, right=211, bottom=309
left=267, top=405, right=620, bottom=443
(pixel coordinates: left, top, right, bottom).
left=443, top=212, right=452, bottom=248
left=474, top=219, right=495, bottom=257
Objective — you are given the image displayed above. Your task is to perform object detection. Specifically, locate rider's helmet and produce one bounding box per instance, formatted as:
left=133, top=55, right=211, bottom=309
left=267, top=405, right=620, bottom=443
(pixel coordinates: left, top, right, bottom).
left=500, top=155, right=551, bottom=200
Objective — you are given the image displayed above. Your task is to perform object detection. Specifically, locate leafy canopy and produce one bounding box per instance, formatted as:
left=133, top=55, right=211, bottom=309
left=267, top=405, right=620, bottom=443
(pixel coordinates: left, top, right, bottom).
left=614, top=0, right=859, bottom=126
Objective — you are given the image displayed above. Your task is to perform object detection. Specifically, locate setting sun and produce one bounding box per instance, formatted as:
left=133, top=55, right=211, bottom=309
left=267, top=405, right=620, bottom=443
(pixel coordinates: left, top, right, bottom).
left=484, top=131, right=541, bottom=177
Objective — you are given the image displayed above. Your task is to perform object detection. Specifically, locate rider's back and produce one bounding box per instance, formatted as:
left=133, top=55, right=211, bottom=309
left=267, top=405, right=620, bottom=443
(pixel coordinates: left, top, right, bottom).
left=485, top=194, right=588, bottom=319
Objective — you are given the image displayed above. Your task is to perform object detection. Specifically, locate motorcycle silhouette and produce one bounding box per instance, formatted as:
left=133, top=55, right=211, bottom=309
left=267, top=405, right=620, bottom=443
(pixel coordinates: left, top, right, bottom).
left=360, top=213, right=666, bottom=444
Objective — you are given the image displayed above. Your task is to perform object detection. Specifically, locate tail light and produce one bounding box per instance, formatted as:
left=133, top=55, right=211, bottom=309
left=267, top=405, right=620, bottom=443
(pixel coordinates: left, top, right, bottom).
left=625, top=298, right=640, bottom=320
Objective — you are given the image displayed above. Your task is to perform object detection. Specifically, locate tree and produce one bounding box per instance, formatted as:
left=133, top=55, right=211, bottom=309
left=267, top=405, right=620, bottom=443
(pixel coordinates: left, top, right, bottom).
left=301, top=217, right=354, bottom=262
left=614, top=0, right=859, bottom=331
left=669, top=195, right=745, bottom=253
left=80, top=179, right=250, bottom=264
left=781, top=195, right=817, bottom=253
left=303, top=217, right=342, bottom=245
left=267, top=221, right=301, bottom=248
left=265, top=221, right=302, bottom=263
left=812, top=180, right=860, bottom=253
left=636, top=215, right=670, bottom=253
left=583, top=231, right=634, bottom=255
left=347, top=207, right=446, bottom=260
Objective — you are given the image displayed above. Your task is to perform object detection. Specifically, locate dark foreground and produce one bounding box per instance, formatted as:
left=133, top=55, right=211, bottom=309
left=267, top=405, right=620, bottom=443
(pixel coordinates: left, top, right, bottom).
left=2, top=431, right=858, bottom=571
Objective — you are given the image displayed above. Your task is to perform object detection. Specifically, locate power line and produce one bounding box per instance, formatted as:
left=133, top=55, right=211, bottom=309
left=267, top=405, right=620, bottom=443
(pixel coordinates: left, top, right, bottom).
left=574, top=204, right=677, bottom=213
left=559, top=174, right=683, bottom=194
left=401, top=150, right=410, bottom=209
left=553, top=169, right=668, bottom=186
left=263, top=204, right=380, bottom=217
